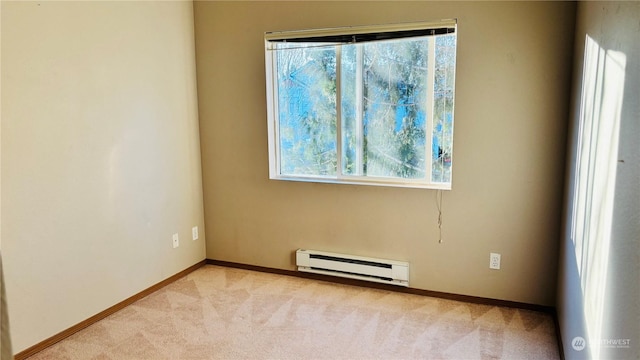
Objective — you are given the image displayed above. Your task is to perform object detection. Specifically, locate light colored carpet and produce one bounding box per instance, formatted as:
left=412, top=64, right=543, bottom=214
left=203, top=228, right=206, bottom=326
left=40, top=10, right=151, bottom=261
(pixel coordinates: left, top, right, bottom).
left=27, top=265, right=560, bottom=359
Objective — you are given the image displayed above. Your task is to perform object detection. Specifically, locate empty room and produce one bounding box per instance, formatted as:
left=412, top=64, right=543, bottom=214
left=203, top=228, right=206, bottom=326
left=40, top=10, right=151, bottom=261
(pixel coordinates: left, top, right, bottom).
left=1, top=1, right=638, bottom=359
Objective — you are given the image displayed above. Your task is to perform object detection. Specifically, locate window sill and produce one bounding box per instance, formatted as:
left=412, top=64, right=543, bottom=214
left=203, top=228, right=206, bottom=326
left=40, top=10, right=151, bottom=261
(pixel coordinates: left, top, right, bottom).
left=270, top=174, right=452, bottom=190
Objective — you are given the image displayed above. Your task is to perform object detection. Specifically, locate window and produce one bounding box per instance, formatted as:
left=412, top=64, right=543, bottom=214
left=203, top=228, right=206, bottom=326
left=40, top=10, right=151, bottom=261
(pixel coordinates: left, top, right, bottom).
left=265, top=20, right=457, bottom=189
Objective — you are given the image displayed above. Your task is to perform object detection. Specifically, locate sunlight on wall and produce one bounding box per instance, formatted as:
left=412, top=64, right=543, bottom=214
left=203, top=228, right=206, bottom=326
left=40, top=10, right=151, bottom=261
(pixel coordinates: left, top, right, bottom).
left=570, top=34, right=626, bottom=358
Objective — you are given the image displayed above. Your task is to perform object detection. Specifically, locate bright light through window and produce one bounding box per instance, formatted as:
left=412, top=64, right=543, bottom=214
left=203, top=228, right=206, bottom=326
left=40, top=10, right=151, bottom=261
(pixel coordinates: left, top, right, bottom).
left=571, top=34, right=626, bottom=358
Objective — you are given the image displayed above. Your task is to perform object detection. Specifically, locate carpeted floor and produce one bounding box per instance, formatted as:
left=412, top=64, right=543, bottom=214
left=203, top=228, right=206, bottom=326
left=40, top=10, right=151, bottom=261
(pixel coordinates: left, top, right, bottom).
left=27, top=265, right=560, bottom=359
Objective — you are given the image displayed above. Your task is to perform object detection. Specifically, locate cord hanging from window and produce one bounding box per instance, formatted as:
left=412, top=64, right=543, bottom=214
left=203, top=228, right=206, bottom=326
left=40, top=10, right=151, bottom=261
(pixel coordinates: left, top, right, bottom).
left=436, top=190, right=443, bottom=243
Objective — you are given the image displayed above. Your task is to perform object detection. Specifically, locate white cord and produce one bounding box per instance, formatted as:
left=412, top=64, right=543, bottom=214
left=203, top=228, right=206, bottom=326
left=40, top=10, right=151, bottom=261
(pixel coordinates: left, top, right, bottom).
left=436, top=190, right=443, bottom=243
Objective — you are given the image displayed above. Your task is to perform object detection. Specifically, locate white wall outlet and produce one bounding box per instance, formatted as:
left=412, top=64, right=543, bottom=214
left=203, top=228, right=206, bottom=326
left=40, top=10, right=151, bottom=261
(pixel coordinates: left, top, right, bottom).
left=172, top=233, right=179, bottom=248
left=192, top=226, right=198, bottom=241
left=490, top=253, right=501, bottom=270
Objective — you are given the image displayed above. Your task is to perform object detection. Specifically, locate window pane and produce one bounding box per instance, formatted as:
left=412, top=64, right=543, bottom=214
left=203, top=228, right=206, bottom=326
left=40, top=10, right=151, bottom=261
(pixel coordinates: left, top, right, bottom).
left=432, top=35, right=456, bottom=183
left=341, top=44, right=359, bottom=175
left=276, top=44, right=337, bottom=176
left=361, top=38, right=428, bottom=179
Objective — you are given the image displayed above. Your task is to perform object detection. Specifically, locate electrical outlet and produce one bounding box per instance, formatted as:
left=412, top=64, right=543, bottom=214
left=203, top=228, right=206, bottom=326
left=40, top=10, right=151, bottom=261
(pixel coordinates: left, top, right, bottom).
left=192, top=226, right=198, bottom=241
left=489, top=253, right=501, bottom=270
left=172, top=233, right=179, bottom=248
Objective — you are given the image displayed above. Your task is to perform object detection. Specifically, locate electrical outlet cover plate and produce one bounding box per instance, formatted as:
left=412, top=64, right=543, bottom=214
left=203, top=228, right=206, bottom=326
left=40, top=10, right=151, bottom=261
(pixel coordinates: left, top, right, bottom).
left=490, top=253, right=501, bottom=270
left=192, top=226, right=198, bottom=241
left=172, top=233, right=179, bottom=248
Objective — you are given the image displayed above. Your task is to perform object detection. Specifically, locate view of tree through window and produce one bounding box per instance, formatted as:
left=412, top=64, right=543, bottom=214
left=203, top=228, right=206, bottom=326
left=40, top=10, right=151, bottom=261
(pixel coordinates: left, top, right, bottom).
left=276, top=44, right=338, bottom=176
left=266, top=22, right=456, bottom=188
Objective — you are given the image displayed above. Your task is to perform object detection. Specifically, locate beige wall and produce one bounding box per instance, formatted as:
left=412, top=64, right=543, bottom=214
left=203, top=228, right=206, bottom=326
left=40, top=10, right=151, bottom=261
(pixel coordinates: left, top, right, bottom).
left=1, top=1, right=205, bottom=352
left=558, top=2, right=640, bottom=359
left=195, top=1, right=575, bottom=306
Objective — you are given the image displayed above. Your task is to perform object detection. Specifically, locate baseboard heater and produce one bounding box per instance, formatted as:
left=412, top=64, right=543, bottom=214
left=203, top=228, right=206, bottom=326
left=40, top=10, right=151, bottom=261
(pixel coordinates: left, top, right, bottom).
left=295, top=249, right=409, bottom=287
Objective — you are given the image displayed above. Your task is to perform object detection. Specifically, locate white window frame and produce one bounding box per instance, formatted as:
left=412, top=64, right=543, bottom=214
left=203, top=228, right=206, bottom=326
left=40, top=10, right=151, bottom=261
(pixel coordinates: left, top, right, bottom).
left=265, top=20, right=457, bottom=190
